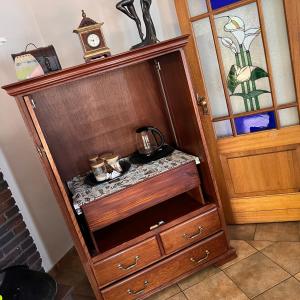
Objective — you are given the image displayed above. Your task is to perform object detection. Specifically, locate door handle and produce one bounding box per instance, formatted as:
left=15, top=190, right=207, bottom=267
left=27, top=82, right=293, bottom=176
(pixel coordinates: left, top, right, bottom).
left=183, top=226, right=204, bottom=240
left=190, top=250, right=210, bottom=264
left=196, top=94, right=209, bottom=115
left=127, top=280, right=149, bottom=295
left=117, top=256, right=140, bottom=271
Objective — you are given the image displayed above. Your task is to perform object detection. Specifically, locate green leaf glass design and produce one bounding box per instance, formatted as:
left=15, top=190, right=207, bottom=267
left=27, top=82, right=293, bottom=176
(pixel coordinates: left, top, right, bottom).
left=219, top=15, right=269, bottom=112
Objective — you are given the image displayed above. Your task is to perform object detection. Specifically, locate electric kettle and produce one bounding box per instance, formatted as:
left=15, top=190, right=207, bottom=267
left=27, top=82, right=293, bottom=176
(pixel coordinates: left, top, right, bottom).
left=136, top=126, right=165, bottom=156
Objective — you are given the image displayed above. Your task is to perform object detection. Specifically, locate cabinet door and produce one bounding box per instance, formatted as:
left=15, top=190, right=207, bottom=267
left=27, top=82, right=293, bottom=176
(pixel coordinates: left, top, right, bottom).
left=174, top=0, right=300, bottom=223
left=157, top=50, right=223, bottom=205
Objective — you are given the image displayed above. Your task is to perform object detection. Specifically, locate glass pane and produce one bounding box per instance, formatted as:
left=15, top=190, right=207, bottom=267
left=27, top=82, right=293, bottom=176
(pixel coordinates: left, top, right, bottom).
left=215, top=3, right=273, bottom=114
left=188, top=0, right=208, bottom=17
left=213, top=120, right=233, bottom=138
left=262, top=0, right=296, bottom=105
left=193, top=18, right=229, bottom=118
left=210, top=0, right=242, bottom=10
left=278, top=107, right=300, bottom=127
left=234, top=111, right=276, bottom=134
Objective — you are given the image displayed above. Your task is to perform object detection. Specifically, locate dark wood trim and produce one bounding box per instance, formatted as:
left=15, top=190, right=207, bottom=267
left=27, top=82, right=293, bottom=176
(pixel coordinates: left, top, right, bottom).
left=2, top=36, right=189, bottom=97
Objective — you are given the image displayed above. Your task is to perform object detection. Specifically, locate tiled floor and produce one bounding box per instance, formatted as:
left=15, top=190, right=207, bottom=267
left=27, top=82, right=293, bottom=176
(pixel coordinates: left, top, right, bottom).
left=50, top=222, right=300, bottom=299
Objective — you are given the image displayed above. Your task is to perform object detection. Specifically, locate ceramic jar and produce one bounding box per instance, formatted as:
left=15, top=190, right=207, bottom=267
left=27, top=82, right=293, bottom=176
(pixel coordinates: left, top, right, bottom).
left=91, top=160, right=107, bottom=182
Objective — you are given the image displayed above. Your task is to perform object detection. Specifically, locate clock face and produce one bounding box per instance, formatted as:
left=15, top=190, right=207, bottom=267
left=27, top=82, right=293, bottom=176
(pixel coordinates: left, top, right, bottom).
left=87, top=34, right=101, bottom=48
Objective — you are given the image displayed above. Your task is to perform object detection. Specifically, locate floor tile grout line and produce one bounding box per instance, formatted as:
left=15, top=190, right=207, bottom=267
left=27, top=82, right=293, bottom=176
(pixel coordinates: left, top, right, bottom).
left=259, top=250, right=298, bottom=277
left=251, top=276, right=293, bottom=299
left=182, top=290, right=189, bottom=300
left=293, top=275, right=300, bottom=282
left=177, top=268, right=220, bottom=292
left=221, top=250, right=258, bottom=271
left=222, top=252, right=292, bottom=299
left=165, top=290, right=188, bottom=300
left=221, top=270, right=251, bottom=299
left=253, top=224, right=257, bottom=240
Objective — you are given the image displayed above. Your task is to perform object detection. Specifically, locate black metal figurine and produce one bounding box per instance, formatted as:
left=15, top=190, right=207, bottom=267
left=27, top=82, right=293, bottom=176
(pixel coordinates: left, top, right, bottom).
left=116, top=0, right=144, bottom=40
left=116, top=0, right=159, bottom=49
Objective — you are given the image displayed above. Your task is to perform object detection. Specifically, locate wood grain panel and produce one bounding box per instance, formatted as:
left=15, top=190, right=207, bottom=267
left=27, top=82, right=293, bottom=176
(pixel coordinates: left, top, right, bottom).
left=231, top=193, right=300, bottom=213
left=218, top=126, right=300, bottom=154
left=101, top=232, right=228, bottom=300
left=33, top=62, right=173, bottom=180
left=83, top=162, right=200, bottom=231
left=221, top=145, right=300, bottom=197
left=94, top=237, right=161, bottom=287
left=228, top=149, right=299, bottom=194
left=231, top=209, right=300, bottom=224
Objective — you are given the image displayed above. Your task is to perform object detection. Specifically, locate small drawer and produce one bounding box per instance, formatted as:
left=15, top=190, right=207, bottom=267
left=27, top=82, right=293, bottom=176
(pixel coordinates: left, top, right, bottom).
left=94, top=237, right=161, bottom=287
left=160, top=208, right=221, bottom=254
left=101, top=232, right=228, bottom=300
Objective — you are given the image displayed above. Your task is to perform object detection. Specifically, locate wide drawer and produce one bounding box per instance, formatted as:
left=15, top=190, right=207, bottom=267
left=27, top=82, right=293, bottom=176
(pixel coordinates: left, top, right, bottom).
left=83, top=162, right=200, bottom=231
left=160, top=208, right=221, bottom=254
left=101, top=232, right=227, bottom=300
left=94, top=237, right=161, bottom=287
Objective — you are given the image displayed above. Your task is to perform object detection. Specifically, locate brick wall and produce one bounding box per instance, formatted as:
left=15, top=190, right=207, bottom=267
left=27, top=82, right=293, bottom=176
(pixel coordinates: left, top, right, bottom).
left=0, top=171, right=42, bottom=271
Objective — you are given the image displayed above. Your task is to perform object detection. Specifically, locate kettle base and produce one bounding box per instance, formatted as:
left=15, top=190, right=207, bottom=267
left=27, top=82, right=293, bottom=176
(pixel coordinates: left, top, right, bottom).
left=130, top=145, right=174, bottom=164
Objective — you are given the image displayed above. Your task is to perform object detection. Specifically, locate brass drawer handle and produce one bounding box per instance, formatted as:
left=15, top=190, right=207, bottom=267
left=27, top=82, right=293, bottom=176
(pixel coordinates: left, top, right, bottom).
left=183, top=226, right=204, bottom=239
left=118, top=256, right=140, bottom=271
left=190, top=250, right=210, bottom=264
left=127, top=280, right=149, bottom=296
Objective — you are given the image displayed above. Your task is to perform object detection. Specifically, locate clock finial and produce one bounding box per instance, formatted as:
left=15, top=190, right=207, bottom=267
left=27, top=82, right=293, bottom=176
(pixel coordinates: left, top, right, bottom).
left=82, top=10, right=86, bottom=18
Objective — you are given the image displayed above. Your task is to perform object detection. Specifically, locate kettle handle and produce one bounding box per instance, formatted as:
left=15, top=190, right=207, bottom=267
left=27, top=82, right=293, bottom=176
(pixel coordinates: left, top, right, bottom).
left=148, top=127, right=165, bottom=149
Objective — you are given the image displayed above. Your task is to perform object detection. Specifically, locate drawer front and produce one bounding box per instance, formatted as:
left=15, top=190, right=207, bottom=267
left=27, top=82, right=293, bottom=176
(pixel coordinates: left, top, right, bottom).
left=83, top=162, right=200, bottom=231
left=160, top=208, right=221, bottom=254
left=101, top=232, right=227, bottom=300
left=94, top=237, right=161, bottom=286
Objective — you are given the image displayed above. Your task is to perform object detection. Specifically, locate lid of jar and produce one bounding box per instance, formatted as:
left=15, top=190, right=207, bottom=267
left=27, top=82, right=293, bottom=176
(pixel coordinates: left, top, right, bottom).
left=100, top=153, right=118, bottom=162
left=91, top=160, right=104, bottom=168
left=89, top=155, right=99, bottom=163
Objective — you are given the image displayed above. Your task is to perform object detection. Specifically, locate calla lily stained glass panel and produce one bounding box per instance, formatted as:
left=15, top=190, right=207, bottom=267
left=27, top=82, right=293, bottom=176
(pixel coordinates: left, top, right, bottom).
left=215, top=3, right=273, bottom=114
left=234, top=112, right=276, bottom=135
left=210, top=0, right=242, bottom=10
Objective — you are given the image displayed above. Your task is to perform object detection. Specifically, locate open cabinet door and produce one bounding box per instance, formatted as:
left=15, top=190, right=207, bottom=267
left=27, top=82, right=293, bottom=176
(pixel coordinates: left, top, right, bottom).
left=175, top=0, right=300, bottom=224
left=156, top=49, right=230, bottom=218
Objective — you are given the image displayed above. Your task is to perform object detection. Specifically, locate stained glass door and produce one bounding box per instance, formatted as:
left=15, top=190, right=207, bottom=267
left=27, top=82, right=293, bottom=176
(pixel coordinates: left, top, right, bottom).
left=175, top=0, right=300, bottom=224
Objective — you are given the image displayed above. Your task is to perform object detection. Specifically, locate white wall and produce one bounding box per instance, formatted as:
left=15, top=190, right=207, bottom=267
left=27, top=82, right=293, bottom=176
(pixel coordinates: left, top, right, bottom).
left=0, top=0, right=180, bottom=271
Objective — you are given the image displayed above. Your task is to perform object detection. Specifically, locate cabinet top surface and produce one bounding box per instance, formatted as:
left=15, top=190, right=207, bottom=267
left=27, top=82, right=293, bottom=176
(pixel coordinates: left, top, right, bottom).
left=68, top=150, right=198, bottom=215
left=2, top=35, right=189, bottom=97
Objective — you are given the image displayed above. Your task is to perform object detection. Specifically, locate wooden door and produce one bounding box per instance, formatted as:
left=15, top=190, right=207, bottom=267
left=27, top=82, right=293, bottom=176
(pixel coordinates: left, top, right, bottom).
left=174, top=0, right=300, bottom=224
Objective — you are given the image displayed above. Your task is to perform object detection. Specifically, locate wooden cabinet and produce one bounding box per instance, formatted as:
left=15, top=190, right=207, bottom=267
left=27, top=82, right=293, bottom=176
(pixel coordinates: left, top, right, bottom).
left=2, top=36, right=235, bottom=300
